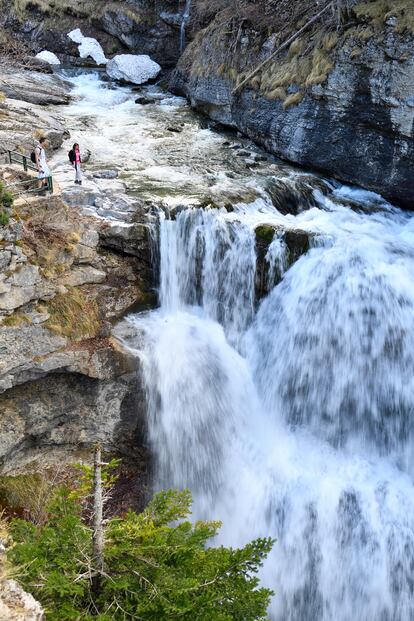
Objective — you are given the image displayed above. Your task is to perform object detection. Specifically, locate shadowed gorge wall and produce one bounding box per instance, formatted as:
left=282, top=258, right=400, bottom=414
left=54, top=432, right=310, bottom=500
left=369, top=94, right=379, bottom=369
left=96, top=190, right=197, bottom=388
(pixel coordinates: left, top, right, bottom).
left=170, top=0, right=414, bottom=207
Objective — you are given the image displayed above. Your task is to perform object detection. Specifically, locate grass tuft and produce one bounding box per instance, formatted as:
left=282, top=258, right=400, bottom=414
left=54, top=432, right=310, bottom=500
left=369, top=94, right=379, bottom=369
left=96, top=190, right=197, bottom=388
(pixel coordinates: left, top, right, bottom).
left=283, top=91, right=305, bottom=109
left=322, top=32, right=339, bottom=52
left=267, top=87, right=287, bottom=100
left=1, top=314, right=31, bottom=327
left=353, top=0, right=414, bottom=34
left=45, top=288, right=100, bottom=341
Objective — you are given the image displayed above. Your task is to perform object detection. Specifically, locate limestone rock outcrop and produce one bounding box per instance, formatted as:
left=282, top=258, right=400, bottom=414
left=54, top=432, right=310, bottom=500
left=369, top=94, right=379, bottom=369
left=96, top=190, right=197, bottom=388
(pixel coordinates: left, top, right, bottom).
left=0, top=580, right=44, bottom=621
left=0, top=184, right=154, bottom=468
left=0, top=67, right=70, bottom=106
left=0, top=527, right=43, bottom=620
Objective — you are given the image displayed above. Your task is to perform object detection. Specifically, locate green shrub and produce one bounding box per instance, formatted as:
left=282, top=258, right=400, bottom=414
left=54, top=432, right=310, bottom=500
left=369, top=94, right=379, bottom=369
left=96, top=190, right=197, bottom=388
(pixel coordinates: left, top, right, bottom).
left=9, top=480, right=274, bottom=621
left=0, top=210, right=10, bottom=226
left=0, top=180, right=13, bottom=226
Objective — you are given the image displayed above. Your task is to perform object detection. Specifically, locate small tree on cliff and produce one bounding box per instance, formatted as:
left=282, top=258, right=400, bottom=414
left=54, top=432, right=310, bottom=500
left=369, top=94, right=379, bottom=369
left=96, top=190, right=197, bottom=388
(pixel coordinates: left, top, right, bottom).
left=0, top=181, right=13, bottom=226
left=9, top=454, right=274, bottom=621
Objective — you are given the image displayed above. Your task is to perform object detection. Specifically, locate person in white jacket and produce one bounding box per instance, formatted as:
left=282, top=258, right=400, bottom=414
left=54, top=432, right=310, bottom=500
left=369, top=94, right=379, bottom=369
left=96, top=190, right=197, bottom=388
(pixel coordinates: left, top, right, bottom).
left=35, top=136, right=50, bottom=193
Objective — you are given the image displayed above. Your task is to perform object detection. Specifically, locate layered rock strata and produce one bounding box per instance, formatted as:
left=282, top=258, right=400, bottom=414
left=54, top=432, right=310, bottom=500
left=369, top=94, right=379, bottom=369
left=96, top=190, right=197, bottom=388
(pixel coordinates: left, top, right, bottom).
left=170, top=2, right=414, bottom=208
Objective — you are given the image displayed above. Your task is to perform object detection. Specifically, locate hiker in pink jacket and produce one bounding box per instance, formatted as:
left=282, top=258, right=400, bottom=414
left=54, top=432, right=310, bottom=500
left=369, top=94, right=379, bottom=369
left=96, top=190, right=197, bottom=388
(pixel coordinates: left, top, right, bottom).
left=68, top=143, right=82, bottom=185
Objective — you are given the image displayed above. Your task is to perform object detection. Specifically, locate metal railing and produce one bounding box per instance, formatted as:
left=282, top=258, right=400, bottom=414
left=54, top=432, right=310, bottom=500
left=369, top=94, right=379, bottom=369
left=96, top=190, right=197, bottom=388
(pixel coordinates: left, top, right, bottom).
left=5, top=150, right=53, bottom=195
left=5, top=176, right=54, bottom=195
left=7, top=150, right=38, bottom=172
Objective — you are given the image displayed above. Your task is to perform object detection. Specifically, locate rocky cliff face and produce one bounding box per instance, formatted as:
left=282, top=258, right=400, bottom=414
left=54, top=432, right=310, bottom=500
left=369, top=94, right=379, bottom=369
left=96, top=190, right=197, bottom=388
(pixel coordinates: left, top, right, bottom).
left=170, top=0, right=414, bottom=208
left=0, top=185, right=154, bottom=469
left=0, top=0, right=182, bottom=66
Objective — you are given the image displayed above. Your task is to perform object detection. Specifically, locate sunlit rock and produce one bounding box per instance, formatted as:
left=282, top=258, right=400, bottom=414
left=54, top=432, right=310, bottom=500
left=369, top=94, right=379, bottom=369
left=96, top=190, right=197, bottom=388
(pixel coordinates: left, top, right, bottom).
left=0, top=579, right=44, bottom=621
left=106, top=54, right=161, bottom=85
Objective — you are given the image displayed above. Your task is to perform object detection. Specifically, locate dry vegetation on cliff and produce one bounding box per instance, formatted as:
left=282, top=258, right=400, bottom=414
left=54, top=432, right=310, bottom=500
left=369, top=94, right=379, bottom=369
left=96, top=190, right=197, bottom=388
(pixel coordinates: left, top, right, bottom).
left=188, top=0, right=414, bottom=108
left=44, top=288, right=100, bottom=340
left=11, top=0, right=93, bottom=18
left=9, top=0, right=155, bottom=24
left=354, top=0, right=414, bottom=34
left=193, top=0, right=413, bottom=34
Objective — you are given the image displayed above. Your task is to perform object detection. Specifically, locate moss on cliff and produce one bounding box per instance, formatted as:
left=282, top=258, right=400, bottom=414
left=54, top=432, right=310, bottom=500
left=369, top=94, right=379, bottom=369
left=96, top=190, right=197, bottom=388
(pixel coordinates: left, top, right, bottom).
left=255, top=225, right=276, bottom=244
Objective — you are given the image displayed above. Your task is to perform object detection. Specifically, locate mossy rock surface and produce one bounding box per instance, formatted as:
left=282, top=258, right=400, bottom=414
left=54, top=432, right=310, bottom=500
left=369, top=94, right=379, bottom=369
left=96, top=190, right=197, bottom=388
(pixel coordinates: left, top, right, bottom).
left=254, top=223, right=313, bottom=299
left=255, top=225, right=276, bottom=244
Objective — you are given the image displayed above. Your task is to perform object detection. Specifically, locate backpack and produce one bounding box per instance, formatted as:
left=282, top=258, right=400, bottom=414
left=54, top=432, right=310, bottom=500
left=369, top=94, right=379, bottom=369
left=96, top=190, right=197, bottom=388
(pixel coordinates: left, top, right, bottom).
left=68, top=149, right=75, bottom=163
left=31, top=146, right=42, bottom=164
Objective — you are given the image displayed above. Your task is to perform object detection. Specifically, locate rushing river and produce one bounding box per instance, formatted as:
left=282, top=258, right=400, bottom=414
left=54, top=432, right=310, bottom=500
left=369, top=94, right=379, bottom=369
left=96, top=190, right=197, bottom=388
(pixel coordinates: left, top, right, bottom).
left=55, top=71, right=414, bottom=621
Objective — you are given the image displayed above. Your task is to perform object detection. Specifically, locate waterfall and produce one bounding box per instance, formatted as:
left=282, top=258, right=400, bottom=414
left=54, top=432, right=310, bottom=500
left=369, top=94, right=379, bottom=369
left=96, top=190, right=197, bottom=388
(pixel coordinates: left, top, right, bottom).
left=179, top=0, right=191, bottom=54
left=158, top=209, right=256, bottom=350
left=265, top=233, right=288, bottom=289
left=127, top=193, right=414, bottom=621
left=56, top=69, right=414, bottom=620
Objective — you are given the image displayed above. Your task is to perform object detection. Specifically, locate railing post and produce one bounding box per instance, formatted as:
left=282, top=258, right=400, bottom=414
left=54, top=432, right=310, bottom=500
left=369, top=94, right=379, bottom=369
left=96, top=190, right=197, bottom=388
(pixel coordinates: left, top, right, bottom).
left=23, top=155, right=28, bottom=172
left=8, top=151, right=11, bottom=165
left=48, top=176, right=53, bottom=194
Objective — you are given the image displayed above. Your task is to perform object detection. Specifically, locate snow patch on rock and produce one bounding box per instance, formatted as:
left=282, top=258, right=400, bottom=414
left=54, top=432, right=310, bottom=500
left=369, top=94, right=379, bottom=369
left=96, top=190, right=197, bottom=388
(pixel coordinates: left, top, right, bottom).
left=106, top=54, right=161, bottom=85
left=68, top=28, right=108, bottom=66
left=35, top=50, right=61, bottom=65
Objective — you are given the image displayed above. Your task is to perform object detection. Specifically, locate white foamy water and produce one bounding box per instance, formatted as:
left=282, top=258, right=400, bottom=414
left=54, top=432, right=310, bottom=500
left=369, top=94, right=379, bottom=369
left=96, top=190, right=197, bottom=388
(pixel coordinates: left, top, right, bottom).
left=266, top=233, right=288, bottom=289
left=58, top=71, right=414, bottom=620
left=128, top=194, right=414, bottom=621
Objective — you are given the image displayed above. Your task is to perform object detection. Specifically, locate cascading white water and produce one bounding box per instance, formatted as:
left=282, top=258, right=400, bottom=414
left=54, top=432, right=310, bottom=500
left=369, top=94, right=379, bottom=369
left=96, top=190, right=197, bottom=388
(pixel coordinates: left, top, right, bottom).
left=159, top=209, right=256, bottom=350
left=265, top=233, right=288, bottom=289
left=179, top=0, right=192, bottom=54
left=60, top=69, right=414, bottom=621
left=128, top=191, right=414, bottom=621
